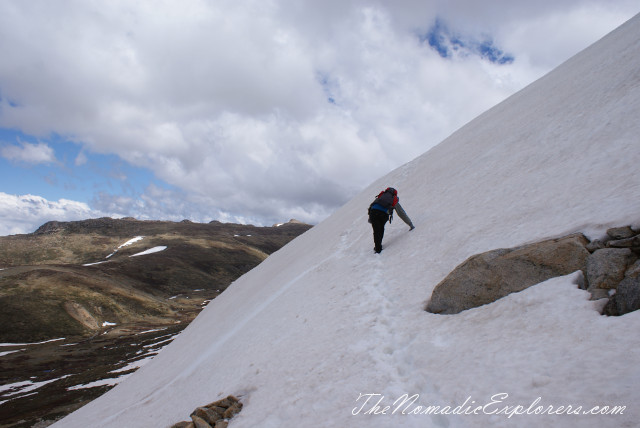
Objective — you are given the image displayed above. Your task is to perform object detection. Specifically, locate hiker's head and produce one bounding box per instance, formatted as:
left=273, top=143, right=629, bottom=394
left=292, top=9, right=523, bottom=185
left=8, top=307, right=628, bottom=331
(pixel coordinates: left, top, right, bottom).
left=385, top=187, right=397, bottom=196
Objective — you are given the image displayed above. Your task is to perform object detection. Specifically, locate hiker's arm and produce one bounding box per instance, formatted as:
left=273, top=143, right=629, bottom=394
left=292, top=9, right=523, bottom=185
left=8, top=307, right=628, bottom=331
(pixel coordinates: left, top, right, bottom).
left=394, top=203, right=415, bottom=229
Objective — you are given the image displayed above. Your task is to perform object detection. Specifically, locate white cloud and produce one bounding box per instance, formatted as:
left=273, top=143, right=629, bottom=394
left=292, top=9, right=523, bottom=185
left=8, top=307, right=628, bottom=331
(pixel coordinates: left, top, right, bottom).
left=74, top=151, right=87, bottom=166
left=0, top=192, right=98, bottom=235
left=494, top=3, right=639, bottom=71
left=0, top=0, right=637, bottom=226
left=0, top=141, right=56, bottom=164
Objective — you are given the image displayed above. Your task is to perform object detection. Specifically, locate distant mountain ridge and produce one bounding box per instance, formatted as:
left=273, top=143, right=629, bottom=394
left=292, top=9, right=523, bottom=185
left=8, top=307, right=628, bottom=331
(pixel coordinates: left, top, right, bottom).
left=33, top=216, right=307, bottom=236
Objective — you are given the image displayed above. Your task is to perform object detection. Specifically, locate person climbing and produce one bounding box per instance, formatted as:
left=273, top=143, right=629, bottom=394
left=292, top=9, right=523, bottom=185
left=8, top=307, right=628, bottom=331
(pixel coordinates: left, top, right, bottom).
left=367, top=187, right=414, bottom=253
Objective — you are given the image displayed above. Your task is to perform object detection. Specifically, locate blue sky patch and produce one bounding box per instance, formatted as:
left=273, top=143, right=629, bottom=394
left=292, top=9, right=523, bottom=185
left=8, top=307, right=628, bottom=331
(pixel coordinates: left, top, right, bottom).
left=0, top=128, right=170, bottom=206
left=316, top=72, right=339, bottom=105
left=420, top=19, right=514, bottom=65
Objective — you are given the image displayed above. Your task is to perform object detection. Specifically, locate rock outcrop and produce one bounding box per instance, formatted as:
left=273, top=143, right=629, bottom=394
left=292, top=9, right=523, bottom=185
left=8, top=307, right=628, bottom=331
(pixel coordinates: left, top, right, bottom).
left=603, top=259, right=640, bottom=316
left=585, top=248, right=634, bottom=299
left=170, top=395, right=243, bottom=428
left=426, top=225, right=640, bottom=315
left=425, top=234, right=590, bottom=314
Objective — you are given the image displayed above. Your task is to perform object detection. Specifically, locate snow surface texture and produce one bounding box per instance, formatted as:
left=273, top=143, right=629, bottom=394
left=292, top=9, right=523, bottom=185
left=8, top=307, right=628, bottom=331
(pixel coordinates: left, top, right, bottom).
left=54, top=13, right=640, bottom=428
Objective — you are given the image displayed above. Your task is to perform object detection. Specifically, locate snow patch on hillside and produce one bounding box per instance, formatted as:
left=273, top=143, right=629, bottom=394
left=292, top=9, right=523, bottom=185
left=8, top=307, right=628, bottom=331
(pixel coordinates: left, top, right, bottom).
left=130, top=246, right=167, bottom=257
left=106, top=236, right=145, bottom=258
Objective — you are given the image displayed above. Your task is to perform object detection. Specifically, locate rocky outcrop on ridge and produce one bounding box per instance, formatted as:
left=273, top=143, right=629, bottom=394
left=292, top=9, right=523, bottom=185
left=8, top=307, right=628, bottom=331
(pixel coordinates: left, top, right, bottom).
left=170, top=395, right=243, bottom=428
left=426, top=225, right=640, bottom=315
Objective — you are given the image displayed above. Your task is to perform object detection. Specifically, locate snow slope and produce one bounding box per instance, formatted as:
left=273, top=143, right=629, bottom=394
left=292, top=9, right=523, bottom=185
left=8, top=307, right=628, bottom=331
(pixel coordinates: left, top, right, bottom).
left=54, top=13, right=640, bottom=428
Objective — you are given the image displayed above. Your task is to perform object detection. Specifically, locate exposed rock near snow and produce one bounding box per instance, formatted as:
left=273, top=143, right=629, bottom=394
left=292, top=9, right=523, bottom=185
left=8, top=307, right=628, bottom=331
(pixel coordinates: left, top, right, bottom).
left=170, top=395, right=242, bottom=428
left=609, top=235, right=640, bottom=249
left=425, top=234, right=590, bottom=314
left=426, top=226, right=640, bottom=315
left=606, top=226, right=637, bottom=240
left=603, top=260, right=640, bottom=316
left=586, top=248, right=635, bottom=291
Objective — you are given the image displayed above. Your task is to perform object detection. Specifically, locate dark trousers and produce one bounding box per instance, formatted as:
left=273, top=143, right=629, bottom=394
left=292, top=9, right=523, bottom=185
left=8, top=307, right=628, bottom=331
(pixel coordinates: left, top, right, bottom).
left=369, top=209, right=389, bottom=253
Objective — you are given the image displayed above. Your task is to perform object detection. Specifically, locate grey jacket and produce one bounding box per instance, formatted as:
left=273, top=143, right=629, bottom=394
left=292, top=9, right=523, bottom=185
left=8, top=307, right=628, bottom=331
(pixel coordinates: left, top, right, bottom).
left=393, top=202, right=415, bottom=229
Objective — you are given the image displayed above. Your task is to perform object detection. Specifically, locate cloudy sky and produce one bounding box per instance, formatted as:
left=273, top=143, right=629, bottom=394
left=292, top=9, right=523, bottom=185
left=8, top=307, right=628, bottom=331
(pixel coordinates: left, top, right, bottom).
left=0, top=0, right=637, bottom=235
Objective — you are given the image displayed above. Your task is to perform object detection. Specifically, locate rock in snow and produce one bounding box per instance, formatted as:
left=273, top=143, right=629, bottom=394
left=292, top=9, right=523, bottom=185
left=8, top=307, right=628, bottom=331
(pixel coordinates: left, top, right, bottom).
left=603, top=260, right=640, bottom=316
left=586, top=248, right=635, bottom=291
left=426, top=227, right=640, bottom=315
left=425, top=234, right=590, bottom=314
left=169, top=395, right=242, bottom=428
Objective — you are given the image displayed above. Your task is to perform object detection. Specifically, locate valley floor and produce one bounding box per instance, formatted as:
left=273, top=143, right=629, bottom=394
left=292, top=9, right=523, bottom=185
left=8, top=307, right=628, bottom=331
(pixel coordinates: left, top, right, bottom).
left=0, top=322, right=188, bottom=427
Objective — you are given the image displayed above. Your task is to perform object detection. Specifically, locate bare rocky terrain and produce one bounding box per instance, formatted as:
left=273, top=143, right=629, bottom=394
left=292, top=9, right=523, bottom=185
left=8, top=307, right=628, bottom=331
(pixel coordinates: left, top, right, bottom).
left=0, top=217, right=311, bottom=427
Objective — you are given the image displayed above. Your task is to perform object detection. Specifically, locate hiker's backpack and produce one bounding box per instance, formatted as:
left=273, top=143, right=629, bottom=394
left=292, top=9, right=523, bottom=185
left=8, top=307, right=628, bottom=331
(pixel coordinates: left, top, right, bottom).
left=368, top=187, right=398, bottom=217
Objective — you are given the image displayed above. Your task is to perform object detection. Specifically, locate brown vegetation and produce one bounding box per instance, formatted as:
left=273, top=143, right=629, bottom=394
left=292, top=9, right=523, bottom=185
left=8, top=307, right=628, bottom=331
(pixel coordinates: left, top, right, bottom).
left=0, top=217, right=311, bottom=343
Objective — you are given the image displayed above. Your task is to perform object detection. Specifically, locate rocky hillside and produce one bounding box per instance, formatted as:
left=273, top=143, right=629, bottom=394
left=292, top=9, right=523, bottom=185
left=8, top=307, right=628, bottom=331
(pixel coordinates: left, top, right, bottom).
left=0, top=217, right=312, bottom=342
